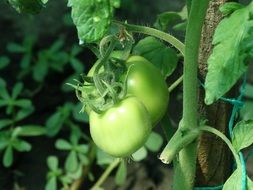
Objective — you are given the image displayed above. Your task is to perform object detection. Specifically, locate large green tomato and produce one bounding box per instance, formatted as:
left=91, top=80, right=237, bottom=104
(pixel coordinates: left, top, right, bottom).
left=89, top=97, right=152, bottom=157
left=85, top=54, right=169, bottom=125
left=125, top=56, right=169, bottom=125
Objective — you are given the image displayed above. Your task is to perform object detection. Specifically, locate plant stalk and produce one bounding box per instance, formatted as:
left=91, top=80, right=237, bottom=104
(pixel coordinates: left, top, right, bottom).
left=168, top=75, right=183, bottom=93
left=91, top=158, right=121, bottom=190
left=113, top=21, right=185, bottom=56
left=199, top=126, right=240, bottom=166
left=172, top=0, right=210, bottom=189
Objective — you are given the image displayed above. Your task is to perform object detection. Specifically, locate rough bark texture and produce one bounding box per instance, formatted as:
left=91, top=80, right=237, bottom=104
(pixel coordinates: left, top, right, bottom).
left=196, top=0, right=234, bottom=186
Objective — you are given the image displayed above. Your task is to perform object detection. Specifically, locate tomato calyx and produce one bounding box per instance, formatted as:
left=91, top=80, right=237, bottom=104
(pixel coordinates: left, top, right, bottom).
left=68, top=33, right=134, bottom=114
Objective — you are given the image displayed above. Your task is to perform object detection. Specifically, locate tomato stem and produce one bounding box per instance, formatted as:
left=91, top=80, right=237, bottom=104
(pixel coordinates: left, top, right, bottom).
left=159, top=127, right=199, bottom=164
left=168, top=75, right=183, bottom=93
left=199, top=126, right=240, bottom=166
left=167, top=0, right=209, bottom=189
left=113, top=21, right=185, bottom=56
left=91, top=158, right=121, bottom=190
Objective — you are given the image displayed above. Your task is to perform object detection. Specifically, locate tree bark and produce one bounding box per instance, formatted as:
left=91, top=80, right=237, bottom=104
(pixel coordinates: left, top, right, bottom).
left=196, top=0, right=234, bottom=186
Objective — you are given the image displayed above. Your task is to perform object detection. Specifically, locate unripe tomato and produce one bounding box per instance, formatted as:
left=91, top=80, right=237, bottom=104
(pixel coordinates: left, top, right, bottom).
left=89, top=97, right=152, bottom=157
left=125, top=56, right=169, bottom=125
left=85, top=54, right=169, bottom=125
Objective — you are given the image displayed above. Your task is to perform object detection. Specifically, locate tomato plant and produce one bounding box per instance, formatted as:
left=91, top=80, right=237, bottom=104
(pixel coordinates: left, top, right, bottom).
left=89, top=96, right=152, bottom=157
left=3, top=0, right=253, bottom=190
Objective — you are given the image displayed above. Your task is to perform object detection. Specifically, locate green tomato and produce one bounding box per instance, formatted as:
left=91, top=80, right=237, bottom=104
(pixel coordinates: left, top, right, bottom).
left=125, top=56, right=169, bottom=125
left=89, top=96, right=152, bottom=157
left=85, top=54, right=169, bottom=125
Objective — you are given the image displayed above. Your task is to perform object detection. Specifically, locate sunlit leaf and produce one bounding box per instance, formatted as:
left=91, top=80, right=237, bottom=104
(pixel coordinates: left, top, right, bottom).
left=0, top=56, right=10, bottom=70
left=55, top=139, right=72, bottom=150
left=133, top=37, right=178, bottom=78
left=45, top=177, right=57, bottom=190
left=205, top=3, right=253, bottom=104
left=47, top=156, right=58, bottom=171
left=131, top=147, right=147, bottom=161
left=12, top=139, right=32, bottom=152
left=115, top=161, right=127, bottom=185
left=68, top=0, right=115, bottom=43
left=65, top=151, right=78, bottom=172
left=232, top=120, right=253, bottom=152
left=3, top=146, right=13, bottom=167
left=145, top=132, right=163, bottom=152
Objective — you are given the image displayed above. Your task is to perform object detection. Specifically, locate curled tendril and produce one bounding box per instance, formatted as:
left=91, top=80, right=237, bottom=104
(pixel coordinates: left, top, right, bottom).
left=80, top=73, right=94, bottom=83
left=68, top=32, right=135, bottom=114
left=99, top=35, right=117, bottom=58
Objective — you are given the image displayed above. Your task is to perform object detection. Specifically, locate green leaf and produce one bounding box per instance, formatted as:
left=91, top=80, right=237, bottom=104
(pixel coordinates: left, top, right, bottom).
left=0, top=99, right=8, bottom=108
left=0, top=78, right=6, bottom=87
left=115, top=161, right=127, bottom=185
left=76, top=144, right=89, bottom=154
left=8, top=0, right=43, bottom=14
left=92, top=187, right=104, bottom=190
left=219, top=2, right=244, bottom=15
left=0, top=140, right=8, bottom=150
left=15, top=107, right=34, bottom=121
left=41, top=0, right=48, bottom=4
left=0, top=86, right=10, bottom=99
left=111, top=0, right=120, bottom=8
left=240, top=101, right=253, bottom=121
left=0, top=119, right=13, bottom=130
left=96, top=148, right=114, bottom=165
left=204, top=3, right=253, bottom=105
left=60, top=175, right=72, bottom=185
left=173, top=21, right=187, bottom=31
left=232, top=120, right=253, bottom=152
left=65, top=151, right=78, bottom=172
left=0, top=56, right=10, bottom=70
left=16, top=126, right=46, bottom=136
left=3, top=146, right=13, bottom=167
left=46, top=112, right=64, bottom=137
left=55, top=139, right=72, bottom=150
left=66, top=164, right=83, bottom=180
left=12, top=83, right=23, bottom=99
left=61, top=73, right=79, bottom=92
left=70, top=58, right=84, bottom=73
left=133, top=37, right=178, bottom=78
left=45, top=177, right=57, bottom=190
left=33, top=57, right=49, bottom=82
left=47, top=156, right=58, bottom=171
left=248, top=178, right=253, bottom=189
left=88, top=172, right=95, bottom=182
left=49, top=38, right=64, bottom=53
left=154, top=12, right=181, bottom=31
left=222, top=167, right=252, bottom=190
left=7, top=42, right=25, bottom=53
left=78, top=154, right=89, bottom=165
left=145, top=132, right=163, bottom=152
left=244, top=83, right=253, bottom=98
left=73, top=103, right=89, bottom=123
left=12, top=139, right=31, bottom=152
left=68, top=0, right=114, bottom=43
left=70, top=132, right=80, bottom=146
left=14, top=99, right=32, bottom=108
left=131, top=147, right=147, bottom=161
left=20, top=54, right=31, bottom=69
left=70, top=45, right=82, bottom=56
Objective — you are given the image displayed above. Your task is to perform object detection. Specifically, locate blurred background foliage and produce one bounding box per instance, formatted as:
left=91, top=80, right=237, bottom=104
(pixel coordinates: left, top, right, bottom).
left=0, top=1, right=185, bottom=190
left=0, top=0, right=253, bottom=190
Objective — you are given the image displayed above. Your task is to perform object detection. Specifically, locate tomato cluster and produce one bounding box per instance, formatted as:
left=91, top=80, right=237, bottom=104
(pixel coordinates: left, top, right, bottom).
left=86, top=55, right=169, bottom=157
